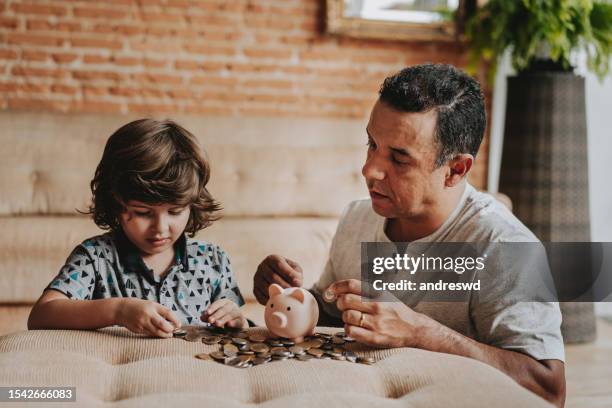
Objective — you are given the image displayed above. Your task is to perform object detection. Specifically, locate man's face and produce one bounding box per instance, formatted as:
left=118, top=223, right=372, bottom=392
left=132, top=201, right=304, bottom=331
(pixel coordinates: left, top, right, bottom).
left=362, top=100, right=448, bottom=219
left=119, top=201, right=191, bottom=257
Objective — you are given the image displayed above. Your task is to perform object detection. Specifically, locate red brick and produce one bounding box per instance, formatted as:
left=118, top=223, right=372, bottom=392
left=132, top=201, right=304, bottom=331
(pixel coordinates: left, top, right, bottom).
left=143, top=58, right=166, bottom=68
left=52, top=53, right=78, bottom=64
left=11, top=66, right=66, bottom=78
left=132, top=73, right=183, bottom=85
left=0, top=49, right=18, bottom=60
left=183, top=43, right=235, bottom=56
left=11, top=3, right=68, bottom=16
left=26, top=19, right=52, bottom=31
left=7, top=33, right=64, bottom=47
left=72, top=70, right=124, bottom=81
left=83, top=86, right=108, bottom=97
left=74, top=7, right=127, bottom=19
left=83, top=55, right=111, bottom=64
left=113, top=56, right=140, bottom=66
left=51, top=84, right=78, bottom=95
left=141, top=12, right=184, bottom=23
left=109, top=86, right=138, bottom=97
left=16, top=83, right=49, bottom=93
left=175, top=60, right=199, bottom=70
left=0, top=82, right=18, bottom=92
left=71, top=38, right=123, bottom=50
left=244, top=48, right=293, bottom=59
left=22, top=50, right=48, bottom=61
left=0, top=17, right=18, bottom=29
left=56, top=22, right=82, bottom=32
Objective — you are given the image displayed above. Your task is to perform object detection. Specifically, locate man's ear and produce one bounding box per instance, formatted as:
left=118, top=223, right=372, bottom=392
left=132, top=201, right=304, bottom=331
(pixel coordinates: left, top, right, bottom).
left=445, top=154, right=473, bottom=187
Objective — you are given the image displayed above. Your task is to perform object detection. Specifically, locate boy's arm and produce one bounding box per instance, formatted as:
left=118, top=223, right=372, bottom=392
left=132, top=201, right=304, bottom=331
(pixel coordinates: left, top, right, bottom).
left=28, top=289, right=123, bottom=330
left=29, top=290, right=181, bottom=338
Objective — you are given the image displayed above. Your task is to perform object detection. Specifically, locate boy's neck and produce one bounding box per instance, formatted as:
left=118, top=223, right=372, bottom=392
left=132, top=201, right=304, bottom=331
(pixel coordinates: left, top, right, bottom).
left=142, top=247, right=176, bottom=278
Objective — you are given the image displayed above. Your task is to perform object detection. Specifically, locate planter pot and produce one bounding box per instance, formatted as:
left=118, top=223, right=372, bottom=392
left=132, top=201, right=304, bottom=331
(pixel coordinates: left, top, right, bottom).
left=499, top=72, right=596, bottom=344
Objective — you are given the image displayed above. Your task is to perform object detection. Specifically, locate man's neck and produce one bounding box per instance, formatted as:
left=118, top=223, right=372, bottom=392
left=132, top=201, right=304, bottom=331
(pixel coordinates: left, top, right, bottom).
left=385, top=182, right=467, bottom=242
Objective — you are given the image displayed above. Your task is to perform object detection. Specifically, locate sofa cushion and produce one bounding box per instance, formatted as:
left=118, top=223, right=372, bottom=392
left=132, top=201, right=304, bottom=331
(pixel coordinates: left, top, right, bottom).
left=0, top=112, right=368, bottom=217
left=0, top=327, right=552, bottom=408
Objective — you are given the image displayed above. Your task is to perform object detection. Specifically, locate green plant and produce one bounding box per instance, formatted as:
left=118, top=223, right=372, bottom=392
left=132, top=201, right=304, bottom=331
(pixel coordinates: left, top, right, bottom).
left=465, top=0, right=612, bottom=81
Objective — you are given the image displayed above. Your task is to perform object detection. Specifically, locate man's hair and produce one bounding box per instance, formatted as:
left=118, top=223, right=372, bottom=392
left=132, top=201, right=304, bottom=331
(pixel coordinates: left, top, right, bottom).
left=87, top=118, right=221, bottom=236
left=379, top=63, right=486, bottom=167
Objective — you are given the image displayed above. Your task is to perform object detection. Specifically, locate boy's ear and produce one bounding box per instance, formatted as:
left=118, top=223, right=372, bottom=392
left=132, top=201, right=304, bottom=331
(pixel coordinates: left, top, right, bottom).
left=268, top=283, right=283, bottom=298
left=289, top=288, right=305, bottom=303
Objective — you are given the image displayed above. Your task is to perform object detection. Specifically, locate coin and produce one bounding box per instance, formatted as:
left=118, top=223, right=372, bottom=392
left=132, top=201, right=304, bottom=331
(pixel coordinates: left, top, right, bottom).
left=225, top=356, right=241, bottom=366
left=296, top=341, right=312, bottom=350
left=249, top=334, right=267, bottom=343
left=232, top=337, right=248, bottom=345
left=195, top=353, right=211, bottom=360
left=323, top=288, right=336, bottom=302
left=235, top=331, right=249, bottom=339
left=184, top=332, right=202, bottom=342
left=203, top=336, right=221, bottom=345
left=345, top=351, right=358, bottom=363
left=307, top=348, right=324, bottom=358
left=289, top=346, right=305, bottom=355
left=253, top=356, right=271, bottom=365
left=210, top=351, right=226, bottom=361
left=223, top=343, right=239, bottom=356
left=173, top=328, right=187, bottom=337
left=357, top=356, right=375, bottom=365
left=250, top=343, right=269, bottom=353
left=331, top=336, right=345, bottom=345
left=296, top=354, right=313, bottom=361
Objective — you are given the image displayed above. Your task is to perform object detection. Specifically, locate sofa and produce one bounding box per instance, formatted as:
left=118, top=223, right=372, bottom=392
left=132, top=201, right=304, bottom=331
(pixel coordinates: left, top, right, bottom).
left=0, top=111, right=547, bottom=407
left=0, top=111, right=372, bottom=332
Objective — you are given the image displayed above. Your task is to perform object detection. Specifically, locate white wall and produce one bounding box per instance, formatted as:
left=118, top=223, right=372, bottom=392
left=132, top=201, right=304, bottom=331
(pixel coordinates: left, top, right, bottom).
left=487, top=52, right=612, bottom=316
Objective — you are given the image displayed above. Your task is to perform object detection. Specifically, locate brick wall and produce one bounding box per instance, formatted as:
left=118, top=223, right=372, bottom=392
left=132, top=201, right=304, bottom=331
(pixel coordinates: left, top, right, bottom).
left=0, top=0, right=488, bottom=188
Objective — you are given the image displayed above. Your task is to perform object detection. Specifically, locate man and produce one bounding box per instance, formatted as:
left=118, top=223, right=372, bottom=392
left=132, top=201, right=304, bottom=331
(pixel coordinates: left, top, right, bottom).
left=253, top=64, right=565, bottom=407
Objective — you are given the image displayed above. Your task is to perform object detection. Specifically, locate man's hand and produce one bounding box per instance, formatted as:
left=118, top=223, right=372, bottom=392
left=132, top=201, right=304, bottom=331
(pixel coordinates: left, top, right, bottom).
left=115, top=298, right=181, bottom=338
left=253, top=255, right=303, bottom=305
left=328, top=279, right=566, bottom=407
left=201, top=299, right=246, bottom=329
left=330, top=279, right=435, bottom=348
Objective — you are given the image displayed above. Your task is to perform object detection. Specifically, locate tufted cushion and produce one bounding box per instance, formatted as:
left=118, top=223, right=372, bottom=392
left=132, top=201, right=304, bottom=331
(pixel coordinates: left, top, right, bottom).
left=0, top=327, right=552, bottom=408
left=0, top=112, right=368, bottom=217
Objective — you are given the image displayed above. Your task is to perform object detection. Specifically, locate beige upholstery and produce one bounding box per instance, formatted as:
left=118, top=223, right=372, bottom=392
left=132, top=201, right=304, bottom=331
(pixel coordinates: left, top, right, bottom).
left=0, top=112, right=371, bottom=331
left=0, top=327, right=551, bottom=407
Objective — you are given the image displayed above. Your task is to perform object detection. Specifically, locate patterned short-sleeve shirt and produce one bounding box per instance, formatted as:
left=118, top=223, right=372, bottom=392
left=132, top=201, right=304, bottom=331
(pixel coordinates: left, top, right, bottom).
left=46, top=230, right=245, bottom=325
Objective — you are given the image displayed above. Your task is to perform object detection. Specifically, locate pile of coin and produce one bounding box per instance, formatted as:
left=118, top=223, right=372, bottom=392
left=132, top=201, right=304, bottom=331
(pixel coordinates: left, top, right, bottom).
left=173, top=326, right=376, bottom=369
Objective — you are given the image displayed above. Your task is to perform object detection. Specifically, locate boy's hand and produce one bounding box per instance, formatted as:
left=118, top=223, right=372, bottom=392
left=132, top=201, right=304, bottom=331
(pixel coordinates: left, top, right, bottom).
left=115, top=298, right=181, bottom=338
left=201, top=299, right=246, bottom=329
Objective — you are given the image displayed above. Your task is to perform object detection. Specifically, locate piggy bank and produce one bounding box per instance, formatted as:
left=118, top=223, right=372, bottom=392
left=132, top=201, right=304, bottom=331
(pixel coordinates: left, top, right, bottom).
left=264, top=284, right=319, bottom=342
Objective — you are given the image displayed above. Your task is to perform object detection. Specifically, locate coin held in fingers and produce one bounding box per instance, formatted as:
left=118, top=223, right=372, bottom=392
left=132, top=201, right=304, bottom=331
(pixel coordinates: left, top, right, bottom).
left=323, top=288, right=336, bottom=303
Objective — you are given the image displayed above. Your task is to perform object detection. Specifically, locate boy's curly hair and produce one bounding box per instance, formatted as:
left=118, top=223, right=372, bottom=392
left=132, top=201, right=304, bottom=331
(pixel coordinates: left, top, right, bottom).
left=87, top=118, right=221, bottom=236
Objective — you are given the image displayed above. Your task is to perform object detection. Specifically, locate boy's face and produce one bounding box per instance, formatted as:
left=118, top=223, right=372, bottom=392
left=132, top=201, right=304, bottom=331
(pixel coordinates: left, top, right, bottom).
left=119, top=201, right=191, bottom=257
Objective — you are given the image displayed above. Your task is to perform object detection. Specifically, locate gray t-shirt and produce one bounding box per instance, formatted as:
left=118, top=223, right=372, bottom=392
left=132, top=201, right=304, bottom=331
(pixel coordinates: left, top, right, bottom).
left=313, top=182, right=565, bottom=361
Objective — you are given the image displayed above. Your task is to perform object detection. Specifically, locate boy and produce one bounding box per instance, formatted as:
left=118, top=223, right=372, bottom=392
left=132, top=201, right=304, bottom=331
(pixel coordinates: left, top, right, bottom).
left=28, top=119, right=246, bottom=338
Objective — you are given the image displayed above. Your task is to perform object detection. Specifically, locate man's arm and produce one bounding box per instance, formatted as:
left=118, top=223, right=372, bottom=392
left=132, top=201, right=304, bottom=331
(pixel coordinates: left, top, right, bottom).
left=331, top=279, right=566, bottom=407
left=417, top=320, right=565, bottom=407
